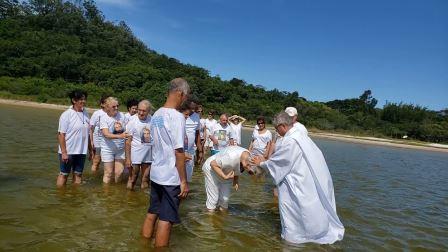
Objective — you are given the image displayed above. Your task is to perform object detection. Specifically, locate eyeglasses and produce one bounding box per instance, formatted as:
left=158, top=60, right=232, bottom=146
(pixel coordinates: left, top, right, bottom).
left=257, top=122, right=265, bottom=125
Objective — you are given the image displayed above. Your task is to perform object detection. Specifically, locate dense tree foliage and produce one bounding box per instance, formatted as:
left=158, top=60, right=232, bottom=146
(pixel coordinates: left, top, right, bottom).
left=1, top=0, right=447, bottom=143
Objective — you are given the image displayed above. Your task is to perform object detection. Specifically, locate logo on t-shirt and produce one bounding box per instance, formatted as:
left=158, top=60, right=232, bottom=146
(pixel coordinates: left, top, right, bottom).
left=141, top=127, right=151, bottom=144
left=113, top=121, right=124, bottom=134
left=217, top=130, right=227, bottom=141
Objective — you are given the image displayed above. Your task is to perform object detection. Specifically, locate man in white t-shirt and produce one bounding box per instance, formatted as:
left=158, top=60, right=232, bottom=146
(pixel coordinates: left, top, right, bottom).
left=204, top=111, right=217, bottom=153
left=125, top=100, right=153, bottom=190
left=209, top=114, right=234, bottom=155
left=285, top=107, right=308, bottom=135
left=196, top=105, right=206, bottom=165
left=57, top=90, right=92, bottom=187
left=179, top=99, right=202, bottom=182
left=229, top=114, right=246, bottom=146
left=202, top=146, right=252, bottom=211
left=141, top=78, right=190, bottom=248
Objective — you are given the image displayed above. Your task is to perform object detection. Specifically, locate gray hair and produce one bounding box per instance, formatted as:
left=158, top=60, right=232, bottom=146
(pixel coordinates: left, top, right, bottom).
left=138, top=99, right=153, bottom=112
left=169, top=78, right=190, bottom=95
left=272, top=111, right=293, bottom=127
left=104, top=97, right=118, bottom=107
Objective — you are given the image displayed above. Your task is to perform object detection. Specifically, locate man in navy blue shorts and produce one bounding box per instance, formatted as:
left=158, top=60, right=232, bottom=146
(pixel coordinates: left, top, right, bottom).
left=141, top=78, right=190, bottom=247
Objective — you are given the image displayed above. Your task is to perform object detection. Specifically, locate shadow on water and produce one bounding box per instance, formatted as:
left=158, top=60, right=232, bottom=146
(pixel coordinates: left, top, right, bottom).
left=1, top=104, right=448, bottom=251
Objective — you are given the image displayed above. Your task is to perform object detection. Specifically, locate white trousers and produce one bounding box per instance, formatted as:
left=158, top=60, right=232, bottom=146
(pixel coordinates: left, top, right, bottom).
left=202, top=163, right=232, bottom=210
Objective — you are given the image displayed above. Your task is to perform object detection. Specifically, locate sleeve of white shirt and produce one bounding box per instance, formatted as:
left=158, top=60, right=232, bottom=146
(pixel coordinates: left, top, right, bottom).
left=125, top=118, right=134, bottom=133
left=58, top=112, right=69, bottom=133
left=89, top=112, right=97, bottom=127
left=100, top=116, right=108, bottom=130
left=170, top=112, right=185, bottom=150
left=267, top=130, right=273, bottom=141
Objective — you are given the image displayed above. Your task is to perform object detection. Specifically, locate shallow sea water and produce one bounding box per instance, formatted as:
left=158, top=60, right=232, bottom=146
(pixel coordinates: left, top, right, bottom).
left=0, top=104, right=447, bottom=251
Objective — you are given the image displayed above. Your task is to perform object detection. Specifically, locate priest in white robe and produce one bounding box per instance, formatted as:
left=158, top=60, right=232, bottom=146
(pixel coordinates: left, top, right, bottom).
left=251, top=111, right=344, bottom=245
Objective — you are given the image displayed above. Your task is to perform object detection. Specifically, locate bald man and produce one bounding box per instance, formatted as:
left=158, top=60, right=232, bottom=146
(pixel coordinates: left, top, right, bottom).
left=209, top=113, right=234, bottom=155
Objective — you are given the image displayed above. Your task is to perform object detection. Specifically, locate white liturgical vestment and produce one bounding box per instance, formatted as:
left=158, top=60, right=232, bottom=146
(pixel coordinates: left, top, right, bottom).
left=260, top=126, right=344, bottom=244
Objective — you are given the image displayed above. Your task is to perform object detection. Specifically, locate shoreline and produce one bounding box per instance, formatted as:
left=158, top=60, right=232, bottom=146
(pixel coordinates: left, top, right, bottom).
left=2, top=98, right=448, bottom=153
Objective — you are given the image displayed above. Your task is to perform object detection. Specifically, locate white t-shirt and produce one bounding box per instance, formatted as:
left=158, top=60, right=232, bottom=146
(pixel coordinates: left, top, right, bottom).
left=100, top=112, right=126, bottom=151
left=211, top=123, right=233, bottom=150
left=294, top=122, right=308, bottom=135
left=205, top=118, right=217, bottom=132
left=123, top=112, right=133, bottom=125
left=150, top=107, right=185, bottom=186
left=229, top=122, right=243, bottom=145
left=251, top=129, right=272, bottom=155
left=209, top=146, right=248, bottom=177
left=89, top=109, right=106, bottom=148
left=126, top=114, right=152, bottom=149
left=185, top=112, right=200, bottom=153
left=58, top=108, right=90, bottom=155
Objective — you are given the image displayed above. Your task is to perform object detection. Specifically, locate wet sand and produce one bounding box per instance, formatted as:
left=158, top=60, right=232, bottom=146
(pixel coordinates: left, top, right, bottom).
left=1, top=98, right=447, bottom=153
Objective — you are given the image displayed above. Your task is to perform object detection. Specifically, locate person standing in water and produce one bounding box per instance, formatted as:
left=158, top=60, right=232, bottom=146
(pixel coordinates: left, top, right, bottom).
left=196, top=105, right=206, bottom=165
left=179, top=99, right=202, bottom=182
left=141, top=78, right=190, bottom=247
left=202, top=146, right=251, bottom=211
left=100, top=97, right=129, bottom=184
left=125, top=100, right=153, bottom=190
left=285, top=107, right=308, bottom=135
left=57, top=90, right=92, bottom=186
left=248, top=116, right=272, bottom=159
left=228, top=114, right=246, bottom=146
left=89, top=95, right=108, bottom=173
left=251, top=112, right=344, bottom=245
left=204, top=111, right=217, bottom=154
left=209, top=113, right=234, bottom=155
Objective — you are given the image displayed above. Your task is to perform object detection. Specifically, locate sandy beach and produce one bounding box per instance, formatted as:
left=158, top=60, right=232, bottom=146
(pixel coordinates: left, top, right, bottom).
left=1, top=98, right=448, bottom=153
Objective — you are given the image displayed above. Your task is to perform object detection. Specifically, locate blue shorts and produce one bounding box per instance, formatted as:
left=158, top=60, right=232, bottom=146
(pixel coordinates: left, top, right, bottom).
left=148, top=181, right=181, bottom=224
left=58, top=154, right=86, bottom=176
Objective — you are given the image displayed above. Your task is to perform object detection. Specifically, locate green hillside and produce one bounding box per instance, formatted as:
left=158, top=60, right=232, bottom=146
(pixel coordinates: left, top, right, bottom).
left=1, top=0, right=447, bottom=143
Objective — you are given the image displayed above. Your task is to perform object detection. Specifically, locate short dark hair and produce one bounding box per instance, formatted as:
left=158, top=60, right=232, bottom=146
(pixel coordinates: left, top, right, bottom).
left=126, top=98, right=139, bottom=110
left=69, top=89, right=87, bottom=105
left=257, top=116, right=265, bottom=123
left=99, top=94, right=109, bottom=105
left=179, top=100, right=191, bottom=112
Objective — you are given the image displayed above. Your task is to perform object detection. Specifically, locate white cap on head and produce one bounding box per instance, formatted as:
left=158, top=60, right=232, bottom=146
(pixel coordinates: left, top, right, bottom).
left=285, top=107, right=298, bottom=116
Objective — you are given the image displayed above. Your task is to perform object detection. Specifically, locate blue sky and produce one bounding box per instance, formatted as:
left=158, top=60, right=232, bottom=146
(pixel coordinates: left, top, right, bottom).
left=96, top=0, right=448, bottom=110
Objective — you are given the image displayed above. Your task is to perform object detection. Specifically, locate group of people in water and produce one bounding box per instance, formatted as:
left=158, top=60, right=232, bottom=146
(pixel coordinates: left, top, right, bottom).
left=56, top=78, right=345, bottom=247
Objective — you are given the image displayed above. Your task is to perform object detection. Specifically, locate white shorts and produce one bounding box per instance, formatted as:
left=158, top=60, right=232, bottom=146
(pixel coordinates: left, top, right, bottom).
left=131, top=146, right=152, bottom=165
left=93, top=135, right=102, bottom=149
left=101, top=148, right=125, bottom=162
left=202, top=161, right=232, bottom=210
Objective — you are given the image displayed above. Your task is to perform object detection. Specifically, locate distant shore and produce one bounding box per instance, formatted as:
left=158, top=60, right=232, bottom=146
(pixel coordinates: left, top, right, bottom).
left=2, top=98, right=448, bottom=153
